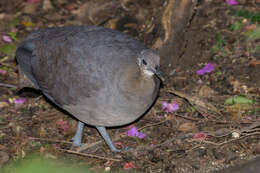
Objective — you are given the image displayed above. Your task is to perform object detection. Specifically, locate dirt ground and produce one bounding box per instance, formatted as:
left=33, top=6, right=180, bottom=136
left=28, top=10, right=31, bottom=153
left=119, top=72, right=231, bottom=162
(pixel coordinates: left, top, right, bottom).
left=0, top=0, right=260, bottom=173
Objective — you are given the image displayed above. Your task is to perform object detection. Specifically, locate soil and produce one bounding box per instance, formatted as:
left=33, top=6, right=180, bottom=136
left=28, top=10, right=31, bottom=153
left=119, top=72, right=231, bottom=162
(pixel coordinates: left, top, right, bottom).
left=0, top=0, right=260, bottom=173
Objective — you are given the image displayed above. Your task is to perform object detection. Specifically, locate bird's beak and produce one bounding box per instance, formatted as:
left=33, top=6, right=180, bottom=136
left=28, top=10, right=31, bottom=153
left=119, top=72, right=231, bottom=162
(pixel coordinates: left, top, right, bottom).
left=151, top=67, right=165, bottom=82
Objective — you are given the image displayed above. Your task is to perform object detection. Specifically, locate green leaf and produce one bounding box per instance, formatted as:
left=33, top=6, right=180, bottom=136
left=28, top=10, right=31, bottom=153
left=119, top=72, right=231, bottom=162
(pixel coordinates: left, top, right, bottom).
left=233, top=10, right=260, bottom=22
left=246, top=26, right=260, bottom=41
left=0, top=44, right=16, bottom=55
left=224, top=96, right=255, bottom=105
left=9, top=17, right=20, bottom=27
left=252, top=43, right=260, bottom=53
left=229, top=21, right=242, bottom=31
left=7, top=32, right=18, bottom=41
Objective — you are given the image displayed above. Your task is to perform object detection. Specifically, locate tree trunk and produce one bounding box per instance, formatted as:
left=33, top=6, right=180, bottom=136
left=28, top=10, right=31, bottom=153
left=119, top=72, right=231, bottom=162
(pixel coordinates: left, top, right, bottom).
left=155, top=0, right=198, bottom=74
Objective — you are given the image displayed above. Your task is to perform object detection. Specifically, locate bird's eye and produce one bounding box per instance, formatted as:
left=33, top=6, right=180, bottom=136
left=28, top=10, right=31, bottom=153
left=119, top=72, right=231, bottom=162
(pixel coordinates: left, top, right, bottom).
left=142, top=59, right=147, bottom=65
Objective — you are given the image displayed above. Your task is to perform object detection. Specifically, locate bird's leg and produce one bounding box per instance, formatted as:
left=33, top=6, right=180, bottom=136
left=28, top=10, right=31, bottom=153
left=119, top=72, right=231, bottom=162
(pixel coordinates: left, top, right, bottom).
left=96, top=126, right=120, bottom=152
left=72, top=121, right=85, bottom=146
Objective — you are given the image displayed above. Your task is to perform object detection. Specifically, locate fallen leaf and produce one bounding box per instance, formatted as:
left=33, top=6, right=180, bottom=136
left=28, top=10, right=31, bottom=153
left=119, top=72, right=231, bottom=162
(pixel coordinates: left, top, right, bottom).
left=0, top=69, right=7, bottom=75
left=0, top=151, right=9, bottom=165
left=56, top=120, right=69, bottom=131
left=162, top=101, right=179, bottom=113
left=14, top=98, right=26, bottom=104
left=39, top=125, right=47, bottom=137
left=249, top=59, right=260, bottom=66
left=224, top=96, right=254, bottom=105
left=40, top=146, right=45, bottom=153
left=226, top=0, right=239, bottom=5
left=193, top=132, right=209, bottom=141
left=7, top=31, right=18, bottom=41
left=126, top=126, right=146, bottom=139
left=114, top=141, right=126, bottom=149
left=196, top=63, right=214, bottom=75
left=178, top=122, right=197, bottom=132
left=123, top=162, right=136, bottom=170
left=0, top=44, right=16, bottom=55
left=2, top=35, right=12, bottom=42
left=245, top=24, right=257, bottom=31
left=198, top=85, right=216, bottom=98
left=0, top=102, right=9, bottom=109
left=226, top=103, right=254, bottom=121
left=21, top=21, right=35, bottom=27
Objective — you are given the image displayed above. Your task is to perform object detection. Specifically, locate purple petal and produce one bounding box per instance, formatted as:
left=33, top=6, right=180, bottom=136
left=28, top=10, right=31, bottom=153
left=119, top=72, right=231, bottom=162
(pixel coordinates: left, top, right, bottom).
left=226, top=0, right=239, bottom=5
left=0, top=69, right=7, bottom=75
left=203, top=63, right=214, bottom=72
left=14, top=98, right=26, bottom=104
left=162, top=101, right=179, bottom=113
left=196, top=63, right=214, bottom=75
left=2, top=35, right=12, bottom=43
left=168, top=102, right=179, bottom=112
left=127, top=126, right=146, bottom=139
left=127, top=126, right=138, bottom=137
left=196, top=69, right=205, bottom=75
left=162, top=102, right=168, bottom=109
left=136, top=132, right=146, bottom=139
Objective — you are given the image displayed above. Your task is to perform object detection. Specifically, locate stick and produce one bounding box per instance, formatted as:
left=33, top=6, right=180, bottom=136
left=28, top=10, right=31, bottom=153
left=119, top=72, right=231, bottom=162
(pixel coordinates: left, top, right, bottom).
left=60, top=149, right=121, bottom=162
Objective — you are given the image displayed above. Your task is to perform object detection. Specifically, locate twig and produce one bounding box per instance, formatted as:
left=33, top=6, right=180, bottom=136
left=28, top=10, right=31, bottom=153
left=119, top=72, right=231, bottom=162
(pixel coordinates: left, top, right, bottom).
left=0, top=83, right=17, bottom=89
left=76, top=140, right=103, bottom=152
left=145, top=133, right=194, bottom=150
left=59, top=148, right=121, bottom=162
left=191, top=132, right=260, bottom=146
left=77, top=134, right=124, bottom=152
left=138, top=119, right=169, bottom=131
left=167, top=88, right=222, bottom=116
left=175, top=113, right=201, bottom=121
left=28, top=137, right=72, bottom=144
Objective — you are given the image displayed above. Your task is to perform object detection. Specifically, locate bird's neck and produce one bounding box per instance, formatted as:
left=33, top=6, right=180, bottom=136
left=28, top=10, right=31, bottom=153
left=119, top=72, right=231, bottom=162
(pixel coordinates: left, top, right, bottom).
left=119, top=65, right=156, bottom=97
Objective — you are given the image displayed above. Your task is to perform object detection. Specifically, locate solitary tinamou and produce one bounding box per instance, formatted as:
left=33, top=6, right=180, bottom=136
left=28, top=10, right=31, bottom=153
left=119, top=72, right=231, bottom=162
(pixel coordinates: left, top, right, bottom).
left=16, top=26, right=163, bottom=152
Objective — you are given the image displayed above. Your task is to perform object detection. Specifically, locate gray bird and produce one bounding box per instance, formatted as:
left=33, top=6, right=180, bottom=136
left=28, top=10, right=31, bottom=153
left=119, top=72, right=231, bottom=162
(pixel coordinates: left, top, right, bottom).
left=16, top=26, right=162, bottom=152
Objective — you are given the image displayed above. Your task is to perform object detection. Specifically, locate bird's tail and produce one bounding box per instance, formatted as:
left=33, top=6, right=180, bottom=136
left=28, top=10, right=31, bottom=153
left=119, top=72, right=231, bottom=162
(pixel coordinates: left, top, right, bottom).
left=16, top=42, right=39, bottom=89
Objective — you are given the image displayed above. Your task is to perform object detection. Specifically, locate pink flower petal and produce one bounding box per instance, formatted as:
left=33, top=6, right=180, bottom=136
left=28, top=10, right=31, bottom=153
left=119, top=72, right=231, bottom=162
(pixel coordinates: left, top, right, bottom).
left=193, top=132, right=208, bottom=141
left=162, top=101, right=179, bottom=113
left=123, top=162, right=136, bottom=170
left=14, top=98, right=26, bottom=104
left=127, top=126, right=146, bottom=139
left=226, top=0, right=239, bottom=5
left=0, top=69, right=7, bottom=75
left=162, top=102, right=168, bottom=109
left=2, top=35, right=12, bottom=43
left=136, top=132, right=146, bottom=139
left=127, top=126, right=138, bottom=136
left=56, top=120, right=69, bottom=131
left=114, top=141, right=126, bottom=148
left=196, top=63, right=214, bottom=75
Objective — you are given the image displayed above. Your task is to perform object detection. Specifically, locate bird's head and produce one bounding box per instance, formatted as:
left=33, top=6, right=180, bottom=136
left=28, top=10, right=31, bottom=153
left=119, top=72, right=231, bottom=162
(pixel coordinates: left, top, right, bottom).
left=137, top=49, right=164, bottom=81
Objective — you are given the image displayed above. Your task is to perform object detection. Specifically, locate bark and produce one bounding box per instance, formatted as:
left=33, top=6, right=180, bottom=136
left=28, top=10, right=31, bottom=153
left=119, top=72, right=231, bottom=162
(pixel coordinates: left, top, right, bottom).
left=155, top=0, right=198, bottom=73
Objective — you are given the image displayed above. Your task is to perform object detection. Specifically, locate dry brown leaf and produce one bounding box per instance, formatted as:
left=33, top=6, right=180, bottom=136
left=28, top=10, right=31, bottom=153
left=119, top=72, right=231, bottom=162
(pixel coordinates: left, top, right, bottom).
left=43, top=0, right=53, bottom=10
left=198, top=85, right=216, bottom=98
left=178, top=122, right=197, bottom=132
left=38, top=125, right=47, bottom=137
left=0, top=151, right=9, bottom=165
left=105, top=18, right=119, bottom=30
left=23, top=3, right=39, bottom=14
left=226, top=103, right=253, bottom=121
left=0, top=102, right=9, bottom=109
left=249, top=59, right=260, bottom=66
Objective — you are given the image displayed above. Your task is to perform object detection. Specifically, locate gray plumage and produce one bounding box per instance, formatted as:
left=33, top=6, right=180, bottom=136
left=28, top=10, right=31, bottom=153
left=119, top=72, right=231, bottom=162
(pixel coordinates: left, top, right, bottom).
left=16, top=26, right=161, bottom=151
